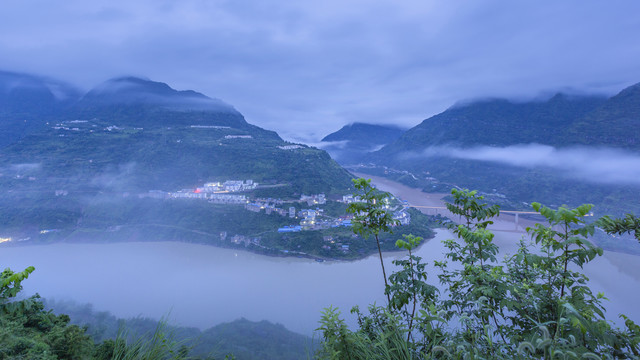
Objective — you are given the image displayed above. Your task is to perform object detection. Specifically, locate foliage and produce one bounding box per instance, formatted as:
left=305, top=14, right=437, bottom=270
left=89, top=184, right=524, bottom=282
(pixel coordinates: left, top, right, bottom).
left=347, top=178, right=400, bottom=303
left=107, top=319, right=189, bottom=360
left=597, top=214, right=640, bottom=241
left=0, top=293, right=96, bottom=359
left=388, top=235, right=438, bottom=343
left=45, top=299, right=315, bottom=360
left=1, top=265, right=35, bottom=301
left=317, top=306, right=414, bottom=360
left=318, top=188, right=640, bottom=359
left=1, top=267, right=205, bottom=359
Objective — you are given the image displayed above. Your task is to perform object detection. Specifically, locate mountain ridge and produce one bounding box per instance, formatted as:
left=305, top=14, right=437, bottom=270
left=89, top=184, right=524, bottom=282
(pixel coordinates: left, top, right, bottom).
left=0, top=70, right=356, bottom=248
left=320, top=122, right=406, bottom=164
left=373, top=92, right=609, bottom=157
left=359, top=82, right=640, bottom=217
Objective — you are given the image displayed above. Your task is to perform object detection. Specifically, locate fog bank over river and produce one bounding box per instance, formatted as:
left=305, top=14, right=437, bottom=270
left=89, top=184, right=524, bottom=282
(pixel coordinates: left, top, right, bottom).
left=2, top=177, right=639, bottom=336
left=1, top=234, right=445, bottom=336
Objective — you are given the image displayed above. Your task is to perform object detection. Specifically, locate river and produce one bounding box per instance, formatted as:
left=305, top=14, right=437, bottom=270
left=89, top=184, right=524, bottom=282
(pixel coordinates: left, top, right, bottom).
left=1, top=176, right=639, bottom=336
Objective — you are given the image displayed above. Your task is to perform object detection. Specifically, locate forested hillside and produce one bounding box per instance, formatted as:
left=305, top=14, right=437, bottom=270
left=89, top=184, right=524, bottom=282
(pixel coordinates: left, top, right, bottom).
left=0, top=71, right=359, bottom=253
left=362, top=83, right=640, bottom=218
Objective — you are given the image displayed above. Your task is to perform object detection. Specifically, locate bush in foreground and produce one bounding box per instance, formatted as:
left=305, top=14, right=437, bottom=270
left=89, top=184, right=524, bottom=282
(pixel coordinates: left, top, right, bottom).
left=318, top=185, right=640, bottom=359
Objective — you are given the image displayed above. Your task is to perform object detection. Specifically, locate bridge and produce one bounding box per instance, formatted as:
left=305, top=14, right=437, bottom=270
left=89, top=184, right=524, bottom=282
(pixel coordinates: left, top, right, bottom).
left=408, top=205, right=542, bottom=232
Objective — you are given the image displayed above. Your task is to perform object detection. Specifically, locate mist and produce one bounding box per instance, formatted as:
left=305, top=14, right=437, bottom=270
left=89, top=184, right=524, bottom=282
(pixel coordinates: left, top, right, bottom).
left=6, top=163, right=42, bottom=174
left=2, top=238, right=394, bottom=336
left=4, top=227, right=640, bottom=337
left=408, top=144, right=640, bottom=186
left=90, top=162, right=138, bottom=192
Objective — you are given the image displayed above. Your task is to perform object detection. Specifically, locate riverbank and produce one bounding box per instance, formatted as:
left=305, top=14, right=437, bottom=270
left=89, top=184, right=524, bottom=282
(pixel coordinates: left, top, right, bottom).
left=353, top=172, right=544, bottom=233
left=1, top=206, right=437, bottom=263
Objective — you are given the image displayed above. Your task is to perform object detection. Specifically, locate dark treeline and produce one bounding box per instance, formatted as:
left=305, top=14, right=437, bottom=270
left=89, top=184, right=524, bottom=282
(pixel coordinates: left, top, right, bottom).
left=0, top=290, right=315, bottom=360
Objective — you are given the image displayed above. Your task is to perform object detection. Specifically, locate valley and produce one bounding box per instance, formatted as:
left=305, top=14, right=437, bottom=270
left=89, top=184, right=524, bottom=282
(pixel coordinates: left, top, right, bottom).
left=4, top=175, right=639, bottom=338
left=1, top=70, right=639, bottom=359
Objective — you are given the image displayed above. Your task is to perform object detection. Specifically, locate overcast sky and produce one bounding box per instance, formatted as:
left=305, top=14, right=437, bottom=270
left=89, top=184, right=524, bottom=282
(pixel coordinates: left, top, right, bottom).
left=1, top=1, right=640, bottom=143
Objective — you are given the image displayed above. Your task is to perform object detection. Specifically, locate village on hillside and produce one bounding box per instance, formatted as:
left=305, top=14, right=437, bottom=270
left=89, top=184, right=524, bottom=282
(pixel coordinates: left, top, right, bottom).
left=142, top=179, right=412, bottom=235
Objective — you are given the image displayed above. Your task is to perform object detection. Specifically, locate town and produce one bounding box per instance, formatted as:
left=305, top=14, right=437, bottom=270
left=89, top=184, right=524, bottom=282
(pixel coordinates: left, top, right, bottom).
left=144, top=179, right=412, bottom=235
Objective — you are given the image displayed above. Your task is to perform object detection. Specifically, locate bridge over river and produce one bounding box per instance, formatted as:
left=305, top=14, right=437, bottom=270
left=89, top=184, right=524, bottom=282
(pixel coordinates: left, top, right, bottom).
left=410, top=205, right=543, bottom=232
left=352, top=172, right=549, bottom=233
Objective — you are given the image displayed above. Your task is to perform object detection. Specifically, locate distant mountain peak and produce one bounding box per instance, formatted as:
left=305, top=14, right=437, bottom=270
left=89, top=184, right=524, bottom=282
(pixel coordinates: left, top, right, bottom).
left=88, top=76, right=208, bottom=99
left=82, top=76, right=235, bottom=113
left=320, top=122, right=406, bottom=164
left=615, top=81, right=640, bottom=97
left=322, top=122, right=405, bottom=142
left=450, top=91, right=607, bottom=111
left=0, top=70, right=80, bottom=100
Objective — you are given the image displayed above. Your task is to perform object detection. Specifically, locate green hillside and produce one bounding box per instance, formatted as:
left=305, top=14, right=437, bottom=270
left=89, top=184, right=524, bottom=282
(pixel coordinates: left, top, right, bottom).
left=571, top=83, right=640, bottom=148
left=0, top=73, right=363, bottom=254
left=376, top=93, right=606, bottom=155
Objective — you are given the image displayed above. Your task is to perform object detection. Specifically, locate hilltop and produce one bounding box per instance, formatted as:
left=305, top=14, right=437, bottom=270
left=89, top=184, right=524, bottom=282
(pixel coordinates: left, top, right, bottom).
left=320, top=122, right=406, bottom=164
left=0, top=70, right=81, bottom=147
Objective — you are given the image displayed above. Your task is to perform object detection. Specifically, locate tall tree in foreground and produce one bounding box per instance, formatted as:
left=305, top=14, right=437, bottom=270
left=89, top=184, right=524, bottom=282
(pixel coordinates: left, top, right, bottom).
left=318, top=186, right=640, bottom=359
left=347, top=178, right=399, bottom=305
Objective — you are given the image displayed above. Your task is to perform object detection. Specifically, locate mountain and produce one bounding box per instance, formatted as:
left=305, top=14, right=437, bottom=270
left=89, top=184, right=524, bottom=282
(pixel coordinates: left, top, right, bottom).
left=570, top=83, right=640, bottom=148
left=71, top=77, right=249, bottom=129
left=0, top=71, right=81, bottom=147
left=0, top=72, right=355, bottom=245
left=362, top=85, right=640, bottom=217
left=1, top=74, right=352, bottom=192
left=322, top=122, right=405, bottom=145
left=375, top=93, right=607, bottom=156
left=320, top=122, right=405, bottom=164
left=45, top=299, right=315, bottom=360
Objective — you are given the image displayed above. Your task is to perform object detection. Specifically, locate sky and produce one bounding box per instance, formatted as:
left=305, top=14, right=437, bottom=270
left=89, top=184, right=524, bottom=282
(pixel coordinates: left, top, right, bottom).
left=1, top=1, right=640, bottom=143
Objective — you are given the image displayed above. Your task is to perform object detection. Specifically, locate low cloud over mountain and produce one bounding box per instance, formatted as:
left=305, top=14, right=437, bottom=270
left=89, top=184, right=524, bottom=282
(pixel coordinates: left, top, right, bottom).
left=405, top=144, right=640, bottom=185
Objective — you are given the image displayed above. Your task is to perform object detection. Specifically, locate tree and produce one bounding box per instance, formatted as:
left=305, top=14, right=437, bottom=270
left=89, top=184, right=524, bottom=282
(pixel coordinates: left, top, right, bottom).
left=347, top=178, right=399, bottom=305
left=318, top=189, right=640, bottom=359
left=597, top=213, right=640, bottom=241
left=1, top=265, right=35, bottom=301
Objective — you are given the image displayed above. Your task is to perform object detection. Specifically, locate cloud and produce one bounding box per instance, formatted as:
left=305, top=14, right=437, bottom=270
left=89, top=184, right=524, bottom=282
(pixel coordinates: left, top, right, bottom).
left=413, top=144, right=640, bottom=186
left=1, top=1, right=640, bottom=141
left=90, top=162, right=137, bottom=191
left=7, top=163, right=42, bottom=174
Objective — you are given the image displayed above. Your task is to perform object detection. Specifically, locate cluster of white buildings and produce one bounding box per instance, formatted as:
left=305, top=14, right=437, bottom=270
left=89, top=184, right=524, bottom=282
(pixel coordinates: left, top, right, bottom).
left=190, top=125, right=230, bottom=129
left=246, top=202, right=289, bottom=216
left=155, top=179, right=259, bottom=205
left=278, top=144, right=304, bottom=150
left=52, top=120, right=89, bottom=132
left=300, top=193, right=326, bottom=205
left=200, top=180, right=258, bottom=193
left=224, top=135, right=253, bottom=139
left=341, top=194, right=362, bottom=203
left=393, top=210, right=411, bottom=225
left=170, top=191, right=248, bottom=204
left=53, top=126, right=81, bottom=131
